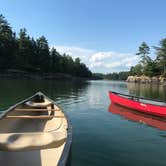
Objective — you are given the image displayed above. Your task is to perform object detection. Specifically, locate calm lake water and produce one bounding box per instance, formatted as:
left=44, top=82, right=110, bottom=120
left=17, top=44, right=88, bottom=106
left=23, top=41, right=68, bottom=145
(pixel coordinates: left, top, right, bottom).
left=0, top=79, right=166, bottom=166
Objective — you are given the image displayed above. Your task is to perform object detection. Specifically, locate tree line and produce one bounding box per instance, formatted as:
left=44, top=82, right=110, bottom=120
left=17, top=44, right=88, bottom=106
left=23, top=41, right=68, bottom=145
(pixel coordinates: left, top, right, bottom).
left=129, top=40, right=166, bottom=77
left=92, top=71, right=129, bottom=80
left=0, top=14, right=92, bottom=77
left=104, top=71, right=129, bottom=80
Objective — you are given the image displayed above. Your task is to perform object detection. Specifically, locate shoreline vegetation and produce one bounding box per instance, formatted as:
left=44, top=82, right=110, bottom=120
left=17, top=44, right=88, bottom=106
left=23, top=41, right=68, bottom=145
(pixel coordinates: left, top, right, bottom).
left=0, top=69, right=81, bottom=80
left=0, top=14, right=92, bottom=80
left=126, top=40, right=166, bottom=84
left=0, top=69, right=100, bottom=80
left=93, top=39, right=166, bottom=83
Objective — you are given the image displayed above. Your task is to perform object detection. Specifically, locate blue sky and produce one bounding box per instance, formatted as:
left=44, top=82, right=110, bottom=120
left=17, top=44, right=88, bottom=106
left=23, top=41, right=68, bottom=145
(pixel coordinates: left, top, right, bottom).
left=1, top=0, right=166, bottom=73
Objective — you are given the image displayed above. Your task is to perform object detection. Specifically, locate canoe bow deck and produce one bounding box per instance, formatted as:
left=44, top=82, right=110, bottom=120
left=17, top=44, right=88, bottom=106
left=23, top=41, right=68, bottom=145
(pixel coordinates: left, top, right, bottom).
left=109, top=91, right=166, bottom=118
left=0, top=92, right=72, bottom=166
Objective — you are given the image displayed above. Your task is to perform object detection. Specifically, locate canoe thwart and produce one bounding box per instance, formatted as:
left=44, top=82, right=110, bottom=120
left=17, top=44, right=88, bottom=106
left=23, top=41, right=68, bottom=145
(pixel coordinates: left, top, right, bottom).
left=25, top=100, right=52, bottom=108
left=0, top=131, right=67, bottom=151
left=5, top=115, right=65, bottom=119
left=14, top=108, right=60, bottom=112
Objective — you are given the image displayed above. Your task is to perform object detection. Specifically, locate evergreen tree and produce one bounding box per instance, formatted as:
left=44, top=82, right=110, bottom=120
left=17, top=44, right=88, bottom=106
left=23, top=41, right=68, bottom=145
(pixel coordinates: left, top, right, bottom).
left=36, top=36, right=50, bottom=72
left=154, top=38, right=166, bottom=75
left=144, top=61, right=160, bottom=77
left=50, top=47, right=61, bottom=72
left=0, top=14, right=16, bottom=69
left=136, top=42, right=151, bottom=68
left=17, top=28, right=36, bottom=70
left=129, top=64, right=142, bottom=76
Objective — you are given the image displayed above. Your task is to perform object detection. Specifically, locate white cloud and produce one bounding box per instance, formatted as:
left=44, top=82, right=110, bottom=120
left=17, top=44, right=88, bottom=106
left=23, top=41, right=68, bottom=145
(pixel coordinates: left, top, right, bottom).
left=105, top=61, right=122, bottom=68
left=89, top=52, right=114, bottom=62
left=53, top=45, right=94, bottom=60
left=89, top=51, right=138, bottom=73
left=52, top=45, right=139, bottom=73
left=103, top=55, right=138, bottom=69
left=90, top=61, right=104, bottom=68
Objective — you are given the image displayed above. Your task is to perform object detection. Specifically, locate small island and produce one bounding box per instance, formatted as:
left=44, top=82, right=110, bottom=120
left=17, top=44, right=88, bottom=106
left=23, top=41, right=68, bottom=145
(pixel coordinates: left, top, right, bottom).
left=127, top=41, right=166, bottom=84
left=93, top=41, right=166, bottom=84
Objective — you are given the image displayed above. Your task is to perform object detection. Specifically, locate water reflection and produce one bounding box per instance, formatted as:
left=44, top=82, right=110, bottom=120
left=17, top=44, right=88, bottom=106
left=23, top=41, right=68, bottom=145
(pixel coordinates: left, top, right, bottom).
left=0, top=79, right=89, bottom=110
left=108, top=103, right=166, bottom=131
left=0, top=79, right=166, bottom=166
left=127, top=83, right=166, bottom=101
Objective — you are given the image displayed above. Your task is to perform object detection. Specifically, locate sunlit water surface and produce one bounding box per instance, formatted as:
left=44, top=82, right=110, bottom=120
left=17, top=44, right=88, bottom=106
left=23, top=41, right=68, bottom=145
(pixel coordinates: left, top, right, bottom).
left=0, top=79, right=166, bottom=166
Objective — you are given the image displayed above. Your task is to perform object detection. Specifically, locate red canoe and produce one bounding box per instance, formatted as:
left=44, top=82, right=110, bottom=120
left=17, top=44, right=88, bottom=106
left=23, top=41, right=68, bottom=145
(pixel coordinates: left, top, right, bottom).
left=109, top=91, right=166, bottom=118
left=108, top=103, right=166, bottom=130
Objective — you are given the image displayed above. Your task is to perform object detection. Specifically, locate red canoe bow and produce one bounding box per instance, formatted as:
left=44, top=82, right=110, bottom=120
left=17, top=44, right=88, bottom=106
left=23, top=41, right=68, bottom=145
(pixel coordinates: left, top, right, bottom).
left=109, top=91, right=166, bottom=118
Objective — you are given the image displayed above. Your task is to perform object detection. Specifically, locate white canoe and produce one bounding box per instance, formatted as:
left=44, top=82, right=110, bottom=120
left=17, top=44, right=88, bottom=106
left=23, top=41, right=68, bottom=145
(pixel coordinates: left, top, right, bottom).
left=0, top=92, right=72, bottom=166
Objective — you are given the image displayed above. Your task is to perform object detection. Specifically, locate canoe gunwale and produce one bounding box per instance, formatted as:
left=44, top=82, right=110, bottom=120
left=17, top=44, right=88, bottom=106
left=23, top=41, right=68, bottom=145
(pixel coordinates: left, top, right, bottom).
left=57, top=117, right=72, bottom=166
left=109, top=91, right=166, bottom=107
left=0, top=93, right=38, bottom=119
left=41, top=94, right=72, bottom=166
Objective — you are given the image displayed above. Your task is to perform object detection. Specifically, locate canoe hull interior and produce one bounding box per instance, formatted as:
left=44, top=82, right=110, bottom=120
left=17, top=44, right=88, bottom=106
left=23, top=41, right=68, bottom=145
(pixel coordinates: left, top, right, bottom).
left=0, top=146, right=72, bottom=166
left=109, top=92, right=166, bottom=118
left=0, top=92, right=72, bottom=166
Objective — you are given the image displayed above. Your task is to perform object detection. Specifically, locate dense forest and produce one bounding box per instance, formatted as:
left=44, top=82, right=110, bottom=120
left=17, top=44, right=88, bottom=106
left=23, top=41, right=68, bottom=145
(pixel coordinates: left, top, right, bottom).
left=0, top=14, right=92, bottom=77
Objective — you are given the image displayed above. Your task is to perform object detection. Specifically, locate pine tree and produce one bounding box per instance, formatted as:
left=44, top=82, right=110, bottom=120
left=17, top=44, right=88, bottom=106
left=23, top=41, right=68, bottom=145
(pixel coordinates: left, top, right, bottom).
left=154, top=38, right=166, bottom=75
left=0, top=14, right=16, bottom=69
left=136, top=42, right=151, bottom=67
left=36, top=36, right=50, bottom=72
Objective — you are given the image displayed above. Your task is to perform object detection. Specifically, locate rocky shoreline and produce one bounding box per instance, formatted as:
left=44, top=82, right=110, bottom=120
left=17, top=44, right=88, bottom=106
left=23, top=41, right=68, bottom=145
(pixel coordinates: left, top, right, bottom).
left=126, top=75, right=166, bottom=84
left=0, top=70, right=90, bottom=81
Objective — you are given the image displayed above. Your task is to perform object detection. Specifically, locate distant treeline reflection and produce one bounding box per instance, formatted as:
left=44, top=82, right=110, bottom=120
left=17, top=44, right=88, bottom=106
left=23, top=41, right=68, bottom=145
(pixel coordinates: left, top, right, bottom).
left=127, top=83, right=166, bottom=101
